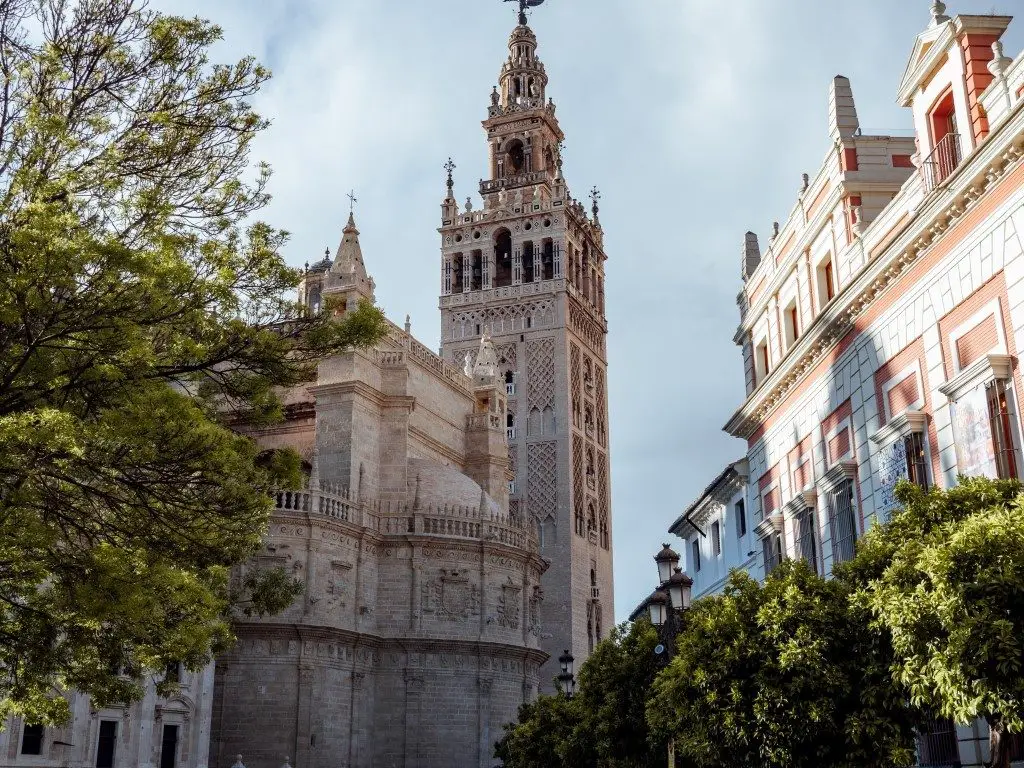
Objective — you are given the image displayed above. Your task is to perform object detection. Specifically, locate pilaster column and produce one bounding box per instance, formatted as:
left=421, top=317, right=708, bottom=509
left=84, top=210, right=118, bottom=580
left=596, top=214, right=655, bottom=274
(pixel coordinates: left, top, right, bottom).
left=404, top=671, right=425, bottom=768
left=477, top=677, right=493, bottom=768
left=513, top=246, right=523, bottom=285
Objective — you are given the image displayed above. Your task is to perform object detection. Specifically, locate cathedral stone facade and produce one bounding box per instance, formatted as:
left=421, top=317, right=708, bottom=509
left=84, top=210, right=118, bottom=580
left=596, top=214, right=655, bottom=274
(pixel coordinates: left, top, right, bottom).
left=206, top=208, right=548, bottom=768
left=0, top=14, right=612, bottom=768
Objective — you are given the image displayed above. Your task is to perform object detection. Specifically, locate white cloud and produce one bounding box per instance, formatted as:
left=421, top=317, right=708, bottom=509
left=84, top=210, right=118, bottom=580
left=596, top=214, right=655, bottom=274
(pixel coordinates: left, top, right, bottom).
left=148, top=0, right=1024, bottom=620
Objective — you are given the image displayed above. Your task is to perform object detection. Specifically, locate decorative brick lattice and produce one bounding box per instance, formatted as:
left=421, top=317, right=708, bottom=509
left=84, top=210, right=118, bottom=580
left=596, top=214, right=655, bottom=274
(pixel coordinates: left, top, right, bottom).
left=570, top=342, right=581, bottom=429
left=569, top=298, right=605, bottom=354
left=496, top=343, right=517, bottom=370
left=527, top=441, right=557, bottom=520
left=527, top=337, right=555, bottom=410
left=509, top=444, right=518, bottom=480
left=595, top=367, right=607, bottom=446
left=572, top=434, right=584, bottom=521
left=597, top=452, right=608, bottom=518
left=452, top=347, right=476, bottom=371
left=449, top=300, right=554, bottom=340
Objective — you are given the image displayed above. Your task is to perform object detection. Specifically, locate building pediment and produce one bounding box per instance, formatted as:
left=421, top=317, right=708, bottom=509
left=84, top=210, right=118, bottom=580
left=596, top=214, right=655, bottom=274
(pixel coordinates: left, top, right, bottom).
left=897, top=22, right=955, bottom=107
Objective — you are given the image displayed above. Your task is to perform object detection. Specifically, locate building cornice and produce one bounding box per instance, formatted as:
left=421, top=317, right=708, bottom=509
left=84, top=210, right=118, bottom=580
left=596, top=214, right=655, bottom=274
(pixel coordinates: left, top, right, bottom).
left=725, top=102, right=1024, bottom=441
left=937, top=353, right=1013, bottom=401
left=870, top=409, right=929, bottom=446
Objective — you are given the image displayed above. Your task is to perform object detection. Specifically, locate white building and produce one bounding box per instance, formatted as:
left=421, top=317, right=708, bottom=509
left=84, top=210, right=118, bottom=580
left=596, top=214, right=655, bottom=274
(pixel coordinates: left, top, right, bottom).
left=670, top=4, right=1024, bottom=766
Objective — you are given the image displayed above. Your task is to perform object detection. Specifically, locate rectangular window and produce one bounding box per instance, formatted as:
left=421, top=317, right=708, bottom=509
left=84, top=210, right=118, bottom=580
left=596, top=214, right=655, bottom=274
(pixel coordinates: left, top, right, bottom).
left=916, top=714, right=960, bottom=766
left=816, top=255, right=836, bottom=307
left=987, top=379, right=1018, bottom=479
left=691, top=539, right=701, bottom=573
left=828, top=479, right=858, bottom=565
left=96, top=720, right=118, bottom=768
left=762, top=533, right=783, bottom=575
left=794, top=507, right=819, bottom=575
left=904, top=431, right=929, bottom=490
left=711, top=521, right=721, bottom=557
left=735, top=499, right=747, bottom=538
left=784, top=303, right=799, bottom=349
left=20, top=724, right=43, bottom=755
left=756, top=340, right=770, bottom=383
left=165, top=661, right=181, bottom=684
left=160, top=724, right=179, bottom=768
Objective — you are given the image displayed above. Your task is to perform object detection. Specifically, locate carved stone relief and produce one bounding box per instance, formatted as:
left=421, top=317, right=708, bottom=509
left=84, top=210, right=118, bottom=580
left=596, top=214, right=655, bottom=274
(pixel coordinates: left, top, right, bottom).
left=497, top=578, right=522, bottom=629
left=421, top=569, right=480, bottom=621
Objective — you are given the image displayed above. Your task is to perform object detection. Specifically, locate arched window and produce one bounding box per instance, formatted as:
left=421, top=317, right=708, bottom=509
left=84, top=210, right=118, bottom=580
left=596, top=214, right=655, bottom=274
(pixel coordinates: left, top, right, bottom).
left=494, top=229, right=512, bottom=287
left=587, top=503, right=597, bottom=534
left=575, top=509, right=585, bottom=537
left=542, top=406, right=555, bottom=435
left=528, top=407, right=541, bottom=436
left=600, top=514, right=609, bottom=550
left=506, top=139, right=525, bottom=176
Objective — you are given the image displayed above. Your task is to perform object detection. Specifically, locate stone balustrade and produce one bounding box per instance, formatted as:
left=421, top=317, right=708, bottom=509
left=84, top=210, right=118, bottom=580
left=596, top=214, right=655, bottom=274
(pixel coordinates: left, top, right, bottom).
left=272, top=485, right=538, bottom=551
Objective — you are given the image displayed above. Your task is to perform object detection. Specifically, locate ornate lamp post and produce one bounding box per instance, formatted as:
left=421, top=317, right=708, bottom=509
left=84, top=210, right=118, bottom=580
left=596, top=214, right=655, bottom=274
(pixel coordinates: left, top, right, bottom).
left=557, top=648, right=576, bottom=698
left=643, top=545, right=694, bottom=768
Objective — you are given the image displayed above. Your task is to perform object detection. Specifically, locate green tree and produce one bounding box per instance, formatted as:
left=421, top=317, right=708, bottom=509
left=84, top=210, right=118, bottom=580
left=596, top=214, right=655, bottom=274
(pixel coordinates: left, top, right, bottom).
left=494, top=692, right=581, bottom=768
left=570, top=619, right=666, bottom=768
left=647, top=561, right=917, bottom=768
left=851, top=476, right=1024, bottom=768
left=494, top=619, right=666, bottom=768
left=0, top=0, right=386, bottom=723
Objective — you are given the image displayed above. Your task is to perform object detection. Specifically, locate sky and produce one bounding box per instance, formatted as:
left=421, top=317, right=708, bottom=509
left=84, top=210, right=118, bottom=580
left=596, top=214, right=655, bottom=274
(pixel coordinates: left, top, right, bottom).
left=150, top=0, right=1023, bottom=622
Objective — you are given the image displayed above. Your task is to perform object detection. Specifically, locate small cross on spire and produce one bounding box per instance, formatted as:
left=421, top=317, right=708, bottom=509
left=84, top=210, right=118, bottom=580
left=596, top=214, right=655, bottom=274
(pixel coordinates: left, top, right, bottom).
left=346, top=189, right=358, bottom=213
left=444, top=158, right=456, bottom=192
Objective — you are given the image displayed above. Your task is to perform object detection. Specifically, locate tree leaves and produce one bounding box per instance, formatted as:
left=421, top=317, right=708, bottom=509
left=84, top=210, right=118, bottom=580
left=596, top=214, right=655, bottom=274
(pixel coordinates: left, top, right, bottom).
left=648, top=562, right=918, bottom=768
left=853, top=477, right=1024, bottom=766
left=0, top=0, right=386, bottom=723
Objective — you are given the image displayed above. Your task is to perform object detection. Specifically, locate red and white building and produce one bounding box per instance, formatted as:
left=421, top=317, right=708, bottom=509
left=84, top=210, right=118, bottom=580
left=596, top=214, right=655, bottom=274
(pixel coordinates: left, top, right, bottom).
left=671, top=3, right=1024, bottom=765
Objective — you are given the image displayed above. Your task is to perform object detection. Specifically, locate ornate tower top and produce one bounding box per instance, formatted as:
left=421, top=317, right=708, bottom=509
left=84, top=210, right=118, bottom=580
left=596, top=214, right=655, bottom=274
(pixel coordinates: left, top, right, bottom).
left=324, top=210, right=375, bottom=309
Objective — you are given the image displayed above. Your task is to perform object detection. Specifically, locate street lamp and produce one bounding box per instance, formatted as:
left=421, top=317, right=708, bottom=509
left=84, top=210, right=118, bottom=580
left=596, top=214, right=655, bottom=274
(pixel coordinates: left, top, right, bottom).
left=557, top=649, right=576, bottom=697
left=667, top=566, right=693, bottom=611
left=651, top=547, right=692, bottom=768
left=646, top=588, right=669, bottom=627
left=655, top=543, right=680, bottom=584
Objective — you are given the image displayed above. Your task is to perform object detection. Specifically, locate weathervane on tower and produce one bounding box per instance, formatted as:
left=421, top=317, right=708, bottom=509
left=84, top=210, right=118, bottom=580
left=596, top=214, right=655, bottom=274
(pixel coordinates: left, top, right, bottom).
left=504, top=0, right=545, bottom=26
left=346, top=189, right=358, bottom=214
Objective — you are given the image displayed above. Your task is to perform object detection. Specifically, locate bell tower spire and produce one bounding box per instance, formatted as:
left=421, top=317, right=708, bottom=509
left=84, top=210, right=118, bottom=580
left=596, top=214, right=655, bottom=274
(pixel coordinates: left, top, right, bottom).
left=478, top=14, right=565, bottom=213
left=439, top=5, right=614, bottom=694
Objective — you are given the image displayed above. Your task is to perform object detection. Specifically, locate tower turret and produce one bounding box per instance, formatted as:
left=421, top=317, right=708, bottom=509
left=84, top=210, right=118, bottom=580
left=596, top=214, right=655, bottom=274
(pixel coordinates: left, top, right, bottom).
left=300, top=209, right=375, bottom=315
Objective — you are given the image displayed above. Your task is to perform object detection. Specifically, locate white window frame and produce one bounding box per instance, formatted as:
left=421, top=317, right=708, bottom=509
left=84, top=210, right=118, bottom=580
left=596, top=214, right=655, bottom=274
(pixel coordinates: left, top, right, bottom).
left=946, top=299, right=1006, bottom=375
left=783, top=490, right=819, bottom=572
left=823, top=416, right=854, bottom=465
left=879, top=361, right=925, bottom=423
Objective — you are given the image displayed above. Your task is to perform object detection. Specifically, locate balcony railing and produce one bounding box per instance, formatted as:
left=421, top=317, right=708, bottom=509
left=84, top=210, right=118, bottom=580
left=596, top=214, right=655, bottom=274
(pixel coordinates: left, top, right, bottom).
left=922, top=133, right=961, bottom=192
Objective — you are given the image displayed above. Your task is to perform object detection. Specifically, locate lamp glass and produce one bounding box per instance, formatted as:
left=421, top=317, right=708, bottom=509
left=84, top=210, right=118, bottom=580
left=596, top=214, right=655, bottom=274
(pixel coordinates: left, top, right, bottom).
left=648, top=600, right=666, bottom=626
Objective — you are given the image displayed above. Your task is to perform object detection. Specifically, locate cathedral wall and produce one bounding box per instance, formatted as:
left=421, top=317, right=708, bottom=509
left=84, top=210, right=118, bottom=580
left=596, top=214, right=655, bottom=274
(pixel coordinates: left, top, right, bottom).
left=403, top=360, right=472, bottom=465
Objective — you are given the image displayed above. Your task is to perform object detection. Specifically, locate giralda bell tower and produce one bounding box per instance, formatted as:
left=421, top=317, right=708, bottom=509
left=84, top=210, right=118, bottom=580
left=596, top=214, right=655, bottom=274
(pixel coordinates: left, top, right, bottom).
left=439, top=5, right=613, bottom=688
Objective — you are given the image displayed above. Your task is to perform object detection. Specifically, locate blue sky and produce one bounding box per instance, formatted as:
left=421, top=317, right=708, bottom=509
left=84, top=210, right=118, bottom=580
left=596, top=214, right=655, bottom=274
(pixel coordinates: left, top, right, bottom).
left=152, top=0, right=1024, bottom=622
